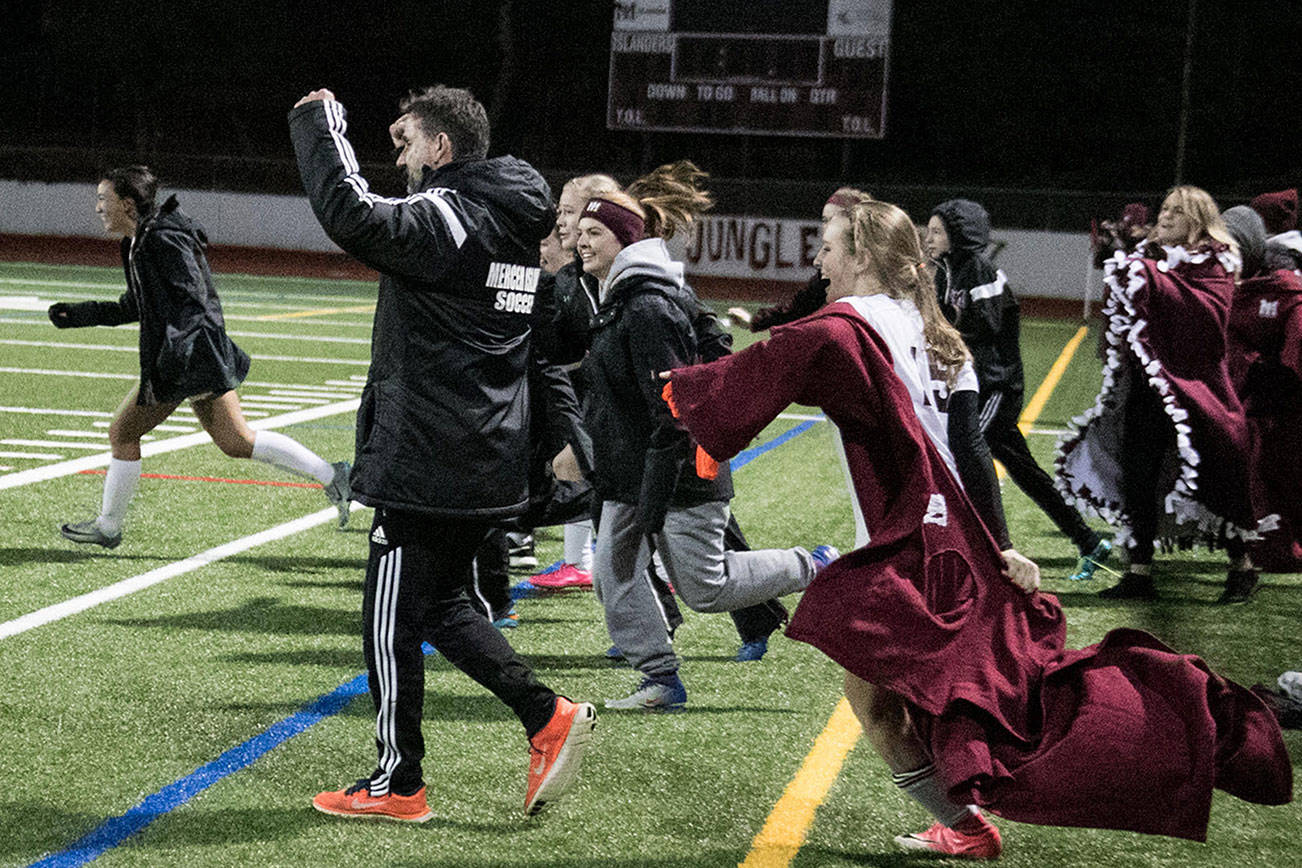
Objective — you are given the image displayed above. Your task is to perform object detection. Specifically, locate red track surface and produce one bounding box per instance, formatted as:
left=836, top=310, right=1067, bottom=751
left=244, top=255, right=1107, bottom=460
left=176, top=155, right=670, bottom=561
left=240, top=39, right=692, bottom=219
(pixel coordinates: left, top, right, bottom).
left=77, top=469, right=323, bottom=489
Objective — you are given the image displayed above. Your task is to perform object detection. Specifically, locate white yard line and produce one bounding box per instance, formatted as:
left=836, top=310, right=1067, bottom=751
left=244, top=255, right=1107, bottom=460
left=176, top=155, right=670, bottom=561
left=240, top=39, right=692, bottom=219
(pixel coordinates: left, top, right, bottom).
left=0, top=397, right=359, bottom=491
left=249, top=382, right=363, bottom=392
left=93, top=421, right=196, bottom=433
left=0, top=277, right=375, bottom=305
left=0, top=366, right=136, bottom=380
left=3, top=438, right=113, bottom=449
left=225, top=331, right=369, bottom=345
left=0, top=505, right=352, bottom=641
left=245, top=395, right=334, bottom=405
left=0, top=339, right=370, bottom=366
left=1, top=320, right=372, bottom=345
left=268, top=389, right=358, bottom=400
left=0, top=406, right=115, bottom=418
left=0, top=450, right=63, bottom=460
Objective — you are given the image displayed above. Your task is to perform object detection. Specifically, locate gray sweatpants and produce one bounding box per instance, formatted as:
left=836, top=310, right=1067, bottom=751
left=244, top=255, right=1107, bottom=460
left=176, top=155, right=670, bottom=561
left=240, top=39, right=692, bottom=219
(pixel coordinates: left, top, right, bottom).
left=594, top=499, right=815, bottom=679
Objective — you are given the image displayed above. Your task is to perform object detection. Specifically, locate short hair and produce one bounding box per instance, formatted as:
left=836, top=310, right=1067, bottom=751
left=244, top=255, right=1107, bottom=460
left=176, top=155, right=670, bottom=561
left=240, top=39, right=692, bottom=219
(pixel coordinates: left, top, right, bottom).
left=399, top=85, right=490, bottom=161
left=101, top=165, right=158, bottom=217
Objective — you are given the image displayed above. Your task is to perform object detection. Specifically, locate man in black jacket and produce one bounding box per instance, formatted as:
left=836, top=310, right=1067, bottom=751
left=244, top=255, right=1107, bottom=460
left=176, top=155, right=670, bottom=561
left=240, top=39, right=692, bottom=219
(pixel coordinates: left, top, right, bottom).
left=289, top=85, right=594, bottom=821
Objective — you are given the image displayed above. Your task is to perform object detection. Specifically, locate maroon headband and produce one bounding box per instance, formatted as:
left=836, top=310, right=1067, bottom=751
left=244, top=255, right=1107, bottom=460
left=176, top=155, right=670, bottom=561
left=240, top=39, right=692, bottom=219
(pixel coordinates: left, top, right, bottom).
left=583, top=197, right=645, bottom=248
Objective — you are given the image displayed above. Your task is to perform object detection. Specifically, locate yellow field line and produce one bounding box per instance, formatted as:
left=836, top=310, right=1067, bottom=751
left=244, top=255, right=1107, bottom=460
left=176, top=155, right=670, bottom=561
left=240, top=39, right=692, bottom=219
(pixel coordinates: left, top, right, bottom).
left=256, top=303, right=376, bottom=321
left=739, top=699, right=862, bottom=868
left=996, top=324, right=1089, bottom=477
left=1019, top=325, right=1088, bottom=434
left=741, top=324, right=1089, bottom=866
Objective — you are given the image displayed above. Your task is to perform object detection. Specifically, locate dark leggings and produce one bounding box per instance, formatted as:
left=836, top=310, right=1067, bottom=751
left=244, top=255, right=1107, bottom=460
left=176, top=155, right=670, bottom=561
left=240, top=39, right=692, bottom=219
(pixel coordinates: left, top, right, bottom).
left=1120, top=375, right=1175, bottom=565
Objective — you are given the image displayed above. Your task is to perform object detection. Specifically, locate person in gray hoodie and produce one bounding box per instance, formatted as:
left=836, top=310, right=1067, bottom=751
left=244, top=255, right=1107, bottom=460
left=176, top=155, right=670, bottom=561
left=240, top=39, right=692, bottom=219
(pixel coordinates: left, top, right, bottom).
left=576, top=164, right=837, bottom=711
left=927, top=198, right=1110, bottom=580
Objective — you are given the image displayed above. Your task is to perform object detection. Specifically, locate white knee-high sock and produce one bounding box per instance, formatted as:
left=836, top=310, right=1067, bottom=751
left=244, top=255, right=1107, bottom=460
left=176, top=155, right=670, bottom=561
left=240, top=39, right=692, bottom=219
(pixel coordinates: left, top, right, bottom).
left=892, top=763, right=979, bottom=828
left=98, top=458, right=141, bottom=535
left=564, top=521, right=594, bottom=570
left=251, top=431, right=332, bottom=483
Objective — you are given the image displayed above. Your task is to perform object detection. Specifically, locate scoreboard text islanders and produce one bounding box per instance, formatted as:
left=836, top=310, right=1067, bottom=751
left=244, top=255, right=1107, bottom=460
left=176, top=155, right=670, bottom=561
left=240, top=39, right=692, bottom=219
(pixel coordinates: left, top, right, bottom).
left=608, top=0, right=892, bottom=138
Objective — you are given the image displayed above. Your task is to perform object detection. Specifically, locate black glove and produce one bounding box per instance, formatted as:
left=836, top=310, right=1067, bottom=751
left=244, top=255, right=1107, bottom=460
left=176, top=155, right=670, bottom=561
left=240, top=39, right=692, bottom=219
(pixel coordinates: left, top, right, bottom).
left=48, top=301, right=99, bottom=328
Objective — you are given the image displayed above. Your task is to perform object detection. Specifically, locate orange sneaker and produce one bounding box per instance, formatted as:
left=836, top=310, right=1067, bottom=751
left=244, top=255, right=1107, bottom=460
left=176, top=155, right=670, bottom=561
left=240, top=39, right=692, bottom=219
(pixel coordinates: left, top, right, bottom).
left=313, top=779, right=434, bottom=823
left=524, top=696, right=596, bottom=816
left=894, top=818, right=1002, bottom=860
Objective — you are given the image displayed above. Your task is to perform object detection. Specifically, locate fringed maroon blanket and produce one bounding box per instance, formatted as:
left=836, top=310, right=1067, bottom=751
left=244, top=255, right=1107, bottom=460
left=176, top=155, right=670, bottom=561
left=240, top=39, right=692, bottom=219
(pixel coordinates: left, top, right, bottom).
left=668, top=307, right=1291, bottom=840
left=1228, top=268, right=1302, bottom=570
left=1056, top=244, right=1272, bottom=544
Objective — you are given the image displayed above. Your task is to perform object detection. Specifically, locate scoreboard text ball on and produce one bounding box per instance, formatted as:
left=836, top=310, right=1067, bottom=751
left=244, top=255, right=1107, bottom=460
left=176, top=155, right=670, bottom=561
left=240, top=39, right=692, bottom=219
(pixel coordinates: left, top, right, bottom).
left=607, top=0, right=892, bottom=139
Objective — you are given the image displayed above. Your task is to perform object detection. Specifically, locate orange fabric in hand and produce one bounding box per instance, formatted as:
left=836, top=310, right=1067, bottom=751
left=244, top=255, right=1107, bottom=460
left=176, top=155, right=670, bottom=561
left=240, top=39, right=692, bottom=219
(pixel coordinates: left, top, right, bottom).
left=661, top=380, right=679, bottom=418
left=695, top=445, right=719, bottom=480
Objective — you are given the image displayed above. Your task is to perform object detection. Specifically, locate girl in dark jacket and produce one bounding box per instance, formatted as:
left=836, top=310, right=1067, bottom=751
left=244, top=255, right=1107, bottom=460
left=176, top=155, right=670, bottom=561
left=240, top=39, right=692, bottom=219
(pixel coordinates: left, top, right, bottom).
left=48, top=166, right=350, bottom=548
left=927, top=198, right=1110, bottom=581
left=576, top=163, right=834, bottom=710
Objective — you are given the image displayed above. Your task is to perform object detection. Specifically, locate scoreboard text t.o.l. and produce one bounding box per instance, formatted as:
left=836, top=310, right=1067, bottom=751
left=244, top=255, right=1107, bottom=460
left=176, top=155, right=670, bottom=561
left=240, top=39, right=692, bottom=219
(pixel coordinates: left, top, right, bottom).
left=607, top=0, right=892, bottom=138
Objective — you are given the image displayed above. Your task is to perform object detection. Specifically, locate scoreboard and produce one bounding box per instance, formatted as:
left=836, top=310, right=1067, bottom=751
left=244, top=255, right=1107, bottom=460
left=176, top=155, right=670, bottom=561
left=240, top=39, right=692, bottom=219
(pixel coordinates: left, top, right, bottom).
left=607, top=0, right=892, bottom=139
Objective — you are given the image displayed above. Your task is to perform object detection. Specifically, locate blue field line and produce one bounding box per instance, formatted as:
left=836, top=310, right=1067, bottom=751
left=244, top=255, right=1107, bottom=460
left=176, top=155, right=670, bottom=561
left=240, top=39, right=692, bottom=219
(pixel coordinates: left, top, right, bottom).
left=28, top=416, right=823, bottom=867
left=729, top=418, right=821, bottom=471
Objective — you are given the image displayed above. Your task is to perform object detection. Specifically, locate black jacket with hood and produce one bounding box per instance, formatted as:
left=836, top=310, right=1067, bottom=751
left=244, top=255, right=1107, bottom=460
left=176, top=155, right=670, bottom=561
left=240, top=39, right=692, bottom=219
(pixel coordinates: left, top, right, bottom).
left=49, top=195, right=250, bottom=405
left=931, top=199, right=1024, bottom=399
left=581, top=238, right=733, bottom=531
left=290, top=99, right=554, bottom=518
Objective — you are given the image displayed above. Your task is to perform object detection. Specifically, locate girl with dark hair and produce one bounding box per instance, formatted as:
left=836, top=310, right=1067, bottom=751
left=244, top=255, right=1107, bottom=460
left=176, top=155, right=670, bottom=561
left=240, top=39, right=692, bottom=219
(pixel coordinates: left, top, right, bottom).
left=48, top=166, right=351, bottom=547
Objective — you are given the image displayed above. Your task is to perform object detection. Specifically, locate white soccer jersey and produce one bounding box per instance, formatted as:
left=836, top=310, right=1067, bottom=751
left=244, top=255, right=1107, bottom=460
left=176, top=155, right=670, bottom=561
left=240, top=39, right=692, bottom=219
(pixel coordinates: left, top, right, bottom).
left=831, top=295, right=976, bottom=547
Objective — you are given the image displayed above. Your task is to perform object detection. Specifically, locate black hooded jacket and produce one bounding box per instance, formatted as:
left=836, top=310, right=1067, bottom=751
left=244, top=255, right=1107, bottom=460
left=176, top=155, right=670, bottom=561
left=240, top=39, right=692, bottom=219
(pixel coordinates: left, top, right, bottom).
left=931, top=199, right=1024, bottom=398
left=290, top=99, right=555, bottom=518
left=581, top=240, right=733, bottom=531
left=49, top=195, right=250, bottom=405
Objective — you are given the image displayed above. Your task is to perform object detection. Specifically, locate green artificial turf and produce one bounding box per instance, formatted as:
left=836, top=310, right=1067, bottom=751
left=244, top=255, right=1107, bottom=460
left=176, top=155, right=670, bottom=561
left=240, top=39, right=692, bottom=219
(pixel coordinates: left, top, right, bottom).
left=0, top=267, right=1296, bottom=867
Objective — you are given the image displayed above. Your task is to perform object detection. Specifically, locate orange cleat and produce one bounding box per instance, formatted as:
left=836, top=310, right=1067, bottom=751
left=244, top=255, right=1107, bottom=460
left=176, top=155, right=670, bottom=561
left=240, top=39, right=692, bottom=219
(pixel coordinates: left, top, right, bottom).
left=524, top=696, right=597, bottom=816
left=894, top=818, right=1002, bottom=860
left=312, top=779, right=434, bottom=823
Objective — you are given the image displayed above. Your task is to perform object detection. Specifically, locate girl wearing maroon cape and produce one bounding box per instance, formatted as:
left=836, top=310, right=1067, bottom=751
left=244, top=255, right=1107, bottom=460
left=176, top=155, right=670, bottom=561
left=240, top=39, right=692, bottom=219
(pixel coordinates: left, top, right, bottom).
left=665, top=200, right=1291, bottom=858
left=1056, top=186, right=1275, bottom=602
left=1222, top=206, right=1302, bottom=572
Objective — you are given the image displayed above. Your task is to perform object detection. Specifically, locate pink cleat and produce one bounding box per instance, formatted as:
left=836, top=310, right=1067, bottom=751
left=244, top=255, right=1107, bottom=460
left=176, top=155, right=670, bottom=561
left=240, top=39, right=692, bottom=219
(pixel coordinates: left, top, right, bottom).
left=530, top=563, right=593, bottom=589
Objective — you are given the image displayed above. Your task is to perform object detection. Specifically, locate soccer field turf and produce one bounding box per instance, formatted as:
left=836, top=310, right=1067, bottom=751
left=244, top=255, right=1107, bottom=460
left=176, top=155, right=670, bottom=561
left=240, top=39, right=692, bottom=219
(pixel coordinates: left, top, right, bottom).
left=0, top=260, right=1297, bottom=867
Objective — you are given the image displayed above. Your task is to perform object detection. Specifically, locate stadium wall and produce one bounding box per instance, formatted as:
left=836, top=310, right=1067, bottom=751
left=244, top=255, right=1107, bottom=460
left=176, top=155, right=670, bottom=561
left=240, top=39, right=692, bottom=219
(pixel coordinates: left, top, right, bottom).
left=0, top=179, right=1103, bottom=308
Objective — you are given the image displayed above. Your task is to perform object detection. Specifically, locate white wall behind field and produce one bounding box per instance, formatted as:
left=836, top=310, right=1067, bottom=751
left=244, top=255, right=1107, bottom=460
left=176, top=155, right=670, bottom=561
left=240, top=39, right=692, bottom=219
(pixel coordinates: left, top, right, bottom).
left=0, top=180, right=338, bottom=252
left=2, top=180, right=1103, bottom=300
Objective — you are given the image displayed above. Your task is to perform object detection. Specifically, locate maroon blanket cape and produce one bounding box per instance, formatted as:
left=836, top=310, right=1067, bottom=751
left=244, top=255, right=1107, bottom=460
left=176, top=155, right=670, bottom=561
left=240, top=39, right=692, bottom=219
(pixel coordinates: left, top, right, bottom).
left=1056, top=245, right=1270, bottom=544
left=670, top=308, right=1292, bottom=840
left=1228, top=268, right=1302, bottom=570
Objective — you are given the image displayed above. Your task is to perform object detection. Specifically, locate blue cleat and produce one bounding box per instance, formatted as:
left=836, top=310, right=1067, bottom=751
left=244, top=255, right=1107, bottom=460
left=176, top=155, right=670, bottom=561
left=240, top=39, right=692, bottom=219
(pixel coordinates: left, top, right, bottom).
left=1069, top=538, right=1112, bottom=581
left=811, top=544, right=841, bottom=574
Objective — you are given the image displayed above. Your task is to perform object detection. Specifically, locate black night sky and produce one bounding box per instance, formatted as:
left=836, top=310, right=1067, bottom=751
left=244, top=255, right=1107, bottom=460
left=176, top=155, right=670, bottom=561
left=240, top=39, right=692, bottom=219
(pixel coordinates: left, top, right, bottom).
left=2, top=1, right=1300, bottom=227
